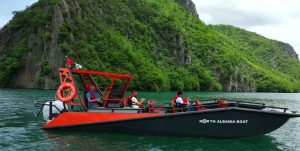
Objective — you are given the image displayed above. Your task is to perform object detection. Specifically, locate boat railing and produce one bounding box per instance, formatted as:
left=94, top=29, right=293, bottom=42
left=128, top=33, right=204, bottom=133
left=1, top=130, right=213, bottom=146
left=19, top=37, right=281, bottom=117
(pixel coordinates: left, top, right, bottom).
left=231, top=100, right=265, bottom=106
left=34, top=100, right=68, bottom=122
left=163, top=99, right=290, bottom=113
left=228, top=100, right=289, bottom=113
left=260, top=105, right=289, bottom=113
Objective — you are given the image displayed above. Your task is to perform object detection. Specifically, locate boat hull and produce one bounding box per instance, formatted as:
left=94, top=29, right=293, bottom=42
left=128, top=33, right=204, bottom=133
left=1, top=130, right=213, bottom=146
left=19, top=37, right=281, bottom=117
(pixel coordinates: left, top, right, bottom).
left=43, top=107, right=298, bottom=138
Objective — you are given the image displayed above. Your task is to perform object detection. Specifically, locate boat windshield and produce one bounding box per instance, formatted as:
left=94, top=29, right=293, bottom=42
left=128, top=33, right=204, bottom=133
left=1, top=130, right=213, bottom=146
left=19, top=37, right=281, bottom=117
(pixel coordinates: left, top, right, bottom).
left=71, top=69, right=134, bottom=107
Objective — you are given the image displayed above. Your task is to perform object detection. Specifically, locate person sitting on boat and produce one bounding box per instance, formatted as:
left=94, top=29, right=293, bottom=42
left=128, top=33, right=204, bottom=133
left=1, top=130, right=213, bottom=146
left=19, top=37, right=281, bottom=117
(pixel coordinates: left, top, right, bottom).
left=86, top=85, right=102, bottom=107
left=173, top=90, right=194, bottom=111
left=173, top=90, right=185, bottom=107
left=128, top=90, right=145, bottom=108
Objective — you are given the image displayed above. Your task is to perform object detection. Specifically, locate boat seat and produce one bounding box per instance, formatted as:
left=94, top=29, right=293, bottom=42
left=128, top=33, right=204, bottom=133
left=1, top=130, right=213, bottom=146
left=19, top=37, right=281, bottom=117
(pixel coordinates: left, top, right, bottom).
left=109, top=84, right=126, bottom=99
left=195, top=100, right=207, bottom=111
left=148, top=100, right=162, bottom=113
left=216, top=99, right=228, bottom=108
left=106, top=100, right=124, bottom=108
left=171, top=103, right=185, bottom=113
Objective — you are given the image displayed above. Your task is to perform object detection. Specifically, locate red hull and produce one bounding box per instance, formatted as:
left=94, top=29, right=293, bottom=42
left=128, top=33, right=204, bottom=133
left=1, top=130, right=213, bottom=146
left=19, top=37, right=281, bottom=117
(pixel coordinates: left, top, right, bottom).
left=43, top=112, right=161, bottom=129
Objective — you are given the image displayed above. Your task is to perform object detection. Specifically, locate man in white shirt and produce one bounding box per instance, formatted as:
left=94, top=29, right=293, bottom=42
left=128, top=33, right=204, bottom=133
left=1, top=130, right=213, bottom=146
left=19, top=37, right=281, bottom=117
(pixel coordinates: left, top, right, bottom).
left=173, top=90, right=193, bottom=111
left=128, top=90, right=145, bottom=108
left=174, top=91, right=185, bottom=107
left=176, top=95, right=184, bottom=104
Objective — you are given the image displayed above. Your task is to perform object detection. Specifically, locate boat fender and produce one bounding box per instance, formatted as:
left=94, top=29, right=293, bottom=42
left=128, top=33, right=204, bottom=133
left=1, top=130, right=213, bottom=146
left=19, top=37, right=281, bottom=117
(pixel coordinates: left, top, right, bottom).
left=56, top=83, right=76, bottom=102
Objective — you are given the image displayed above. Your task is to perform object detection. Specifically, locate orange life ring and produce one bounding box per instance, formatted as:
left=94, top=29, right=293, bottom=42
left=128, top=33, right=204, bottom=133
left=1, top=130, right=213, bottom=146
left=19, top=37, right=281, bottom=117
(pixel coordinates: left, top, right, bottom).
left=56, top=83, right=76, bottom=102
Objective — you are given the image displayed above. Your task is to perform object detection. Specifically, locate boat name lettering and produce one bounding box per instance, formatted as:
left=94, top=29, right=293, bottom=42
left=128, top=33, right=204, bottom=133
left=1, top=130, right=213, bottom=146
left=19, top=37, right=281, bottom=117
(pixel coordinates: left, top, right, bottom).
left=199, top=119, right=248, bottom=124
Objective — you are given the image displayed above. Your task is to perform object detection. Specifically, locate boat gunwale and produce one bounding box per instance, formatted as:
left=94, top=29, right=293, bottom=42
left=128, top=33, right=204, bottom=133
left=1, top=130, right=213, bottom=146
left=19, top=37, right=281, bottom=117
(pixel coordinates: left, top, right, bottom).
left=43, top=106, right=300, bottom=129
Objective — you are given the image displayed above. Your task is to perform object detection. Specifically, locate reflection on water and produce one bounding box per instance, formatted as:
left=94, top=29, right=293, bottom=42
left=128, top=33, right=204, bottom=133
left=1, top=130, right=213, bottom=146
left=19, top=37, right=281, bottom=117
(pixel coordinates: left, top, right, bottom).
left=0, top=89, right=300, bottom=151
left=45, top=131, right=285, bottom=151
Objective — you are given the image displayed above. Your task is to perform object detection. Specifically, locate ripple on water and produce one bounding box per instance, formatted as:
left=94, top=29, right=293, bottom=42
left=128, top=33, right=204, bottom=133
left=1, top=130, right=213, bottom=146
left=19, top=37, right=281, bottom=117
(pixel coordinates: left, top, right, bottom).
left=0, top=89, right=300, bottom=151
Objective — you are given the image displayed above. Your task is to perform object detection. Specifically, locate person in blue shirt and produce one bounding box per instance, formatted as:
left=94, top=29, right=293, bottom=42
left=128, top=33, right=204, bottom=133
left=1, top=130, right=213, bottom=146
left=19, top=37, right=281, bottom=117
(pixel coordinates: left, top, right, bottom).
left=86, top=85, right=101, bottom=107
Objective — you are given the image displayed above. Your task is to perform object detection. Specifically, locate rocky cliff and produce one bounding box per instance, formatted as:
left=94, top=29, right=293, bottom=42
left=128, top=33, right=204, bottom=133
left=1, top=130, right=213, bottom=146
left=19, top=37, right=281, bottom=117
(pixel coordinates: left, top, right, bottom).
left=0, top=1, right=65, bottom=89
left=174, top=0, right=199, bottom=17
left=0, top=0, right=299, bottom=92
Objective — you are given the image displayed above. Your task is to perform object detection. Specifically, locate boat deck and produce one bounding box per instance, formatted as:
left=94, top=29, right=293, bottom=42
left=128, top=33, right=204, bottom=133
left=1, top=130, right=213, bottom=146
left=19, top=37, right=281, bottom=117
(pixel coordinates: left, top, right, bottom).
left=87, top=107, right=168, bottom=114
left=86, top=100, right=294, bottom=114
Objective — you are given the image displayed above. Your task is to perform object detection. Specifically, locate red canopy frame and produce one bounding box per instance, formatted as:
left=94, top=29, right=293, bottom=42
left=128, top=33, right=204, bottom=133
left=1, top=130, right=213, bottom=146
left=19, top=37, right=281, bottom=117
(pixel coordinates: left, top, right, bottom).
left=69, top=68, right=134, bottom=108
left=72, top=69, right=134, bottom=80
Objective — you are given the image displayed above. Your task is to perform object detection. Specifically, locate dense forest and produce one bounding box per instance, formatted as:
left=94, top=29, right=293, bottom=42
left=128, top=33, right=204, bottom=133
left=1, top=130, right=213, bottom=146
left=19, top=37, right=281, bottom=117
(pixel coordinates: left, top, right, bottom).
left=0, top=0, right=299, bottom=92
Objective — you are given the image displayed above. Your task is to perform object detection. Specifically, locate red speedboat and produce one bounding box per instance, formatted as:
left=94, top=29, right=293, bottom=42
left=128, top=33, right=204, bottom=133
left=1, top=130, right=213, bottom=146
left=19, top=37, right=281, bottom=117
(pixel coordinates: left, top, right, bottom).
left=35, top=63, right=300, bottom=138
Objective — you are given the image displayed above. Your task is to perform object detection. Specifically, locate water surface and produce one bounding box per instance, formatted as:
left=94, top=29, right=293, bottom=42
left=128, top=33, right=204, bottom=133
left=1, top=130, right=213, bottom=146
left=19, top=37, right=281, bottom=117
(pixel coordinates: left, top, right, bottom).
left=0, top=89, right=300, bottom=151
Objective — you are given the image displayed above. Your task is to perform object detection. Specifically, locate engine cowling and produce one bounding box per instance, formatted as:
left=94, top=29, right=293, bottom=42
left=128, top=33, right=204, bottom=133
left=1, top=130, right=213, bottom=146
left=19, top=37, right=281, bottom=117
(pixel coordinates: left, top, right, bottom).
left=42, top=100, right=67, bottom=121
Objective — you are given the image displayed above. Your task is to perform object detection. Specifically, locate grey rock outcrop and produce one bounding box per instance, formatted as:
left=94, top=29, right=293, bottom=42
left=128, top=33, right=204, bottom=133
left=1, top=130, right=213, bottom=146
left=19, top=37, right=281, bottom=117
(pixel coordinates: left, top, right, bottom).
left=277, top=42, right=299, bottom=60
left=175, top=0, right=199, bottom=17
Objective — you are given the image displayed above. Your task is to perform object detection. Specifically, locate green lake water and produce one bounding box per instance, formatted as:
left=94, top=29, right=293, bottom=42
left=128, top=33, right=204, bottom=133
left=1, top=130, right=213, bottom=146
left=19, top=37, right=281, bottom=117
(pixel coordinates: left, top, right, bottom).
left=1, top=89, right=300, bottom=151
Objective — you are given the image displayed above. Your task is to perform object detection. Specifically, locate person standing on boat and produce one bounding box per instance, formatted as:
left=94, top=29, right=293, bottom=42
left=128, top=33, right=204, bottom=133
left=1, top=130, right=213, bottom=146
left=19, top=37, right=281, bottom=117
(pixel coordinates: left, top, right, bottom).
left=86, top=85, right=101, bottom=107
left=128, top=90, right=145, bottom=108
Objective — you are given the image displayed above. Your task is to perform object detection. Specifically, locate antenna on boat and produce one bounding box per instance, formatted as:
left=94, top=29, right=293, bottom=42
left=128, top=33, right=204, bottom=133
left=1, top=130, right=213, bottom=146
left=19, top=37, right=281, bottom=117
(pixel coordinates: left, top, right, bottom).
left=65, top=55, right=82, bottom=69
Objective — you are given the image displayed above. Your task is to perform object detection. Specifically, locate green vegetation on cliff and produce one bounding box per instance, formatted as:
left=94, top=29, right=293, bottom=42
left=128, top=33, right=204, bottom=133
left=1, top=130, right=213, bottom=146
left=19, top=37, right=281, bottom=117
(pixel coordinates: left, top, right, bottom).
left=0, top=0, right=299, bottom=92
left=210, top=25, right=300, bottom=92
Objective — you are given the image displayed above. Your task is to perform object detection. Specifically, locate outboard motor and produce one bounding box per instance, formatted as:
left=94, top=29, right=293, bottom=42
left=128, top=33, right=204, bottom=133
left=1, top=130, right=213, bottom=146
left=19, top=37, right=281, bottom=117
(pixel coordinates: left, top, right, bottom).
left=42, top=100, right=67, bottom=121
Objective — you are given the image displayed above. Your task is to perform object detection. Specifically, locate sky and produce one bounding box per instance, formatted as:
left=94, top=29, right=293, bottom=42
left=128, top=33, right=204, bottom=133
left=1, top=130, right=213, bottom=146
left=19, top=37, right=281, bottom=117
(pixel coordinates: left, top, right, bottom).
left=0, top=0, right=299, bottom=56
left=0, top=0, right=37, bottom=29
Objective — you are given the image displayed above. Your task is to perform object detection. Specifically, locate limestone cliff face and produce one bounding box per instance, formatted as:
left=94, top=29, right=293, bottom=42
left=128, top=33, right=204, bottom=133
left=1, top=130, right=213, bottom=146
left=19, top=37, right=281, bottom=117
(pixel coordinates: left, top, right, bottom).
left=0, top=0, right=299, bottom=92
left=0, top=1, right=67, bottom=89
left=175, top=0, right=199, bottom=17
left=218, top=67, right=256, bottom=92
left=277, top=42, right=299, bottom=60
left=170, top=34, right=191, bottom=66
left=0, top=0, right=205, bottom=90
